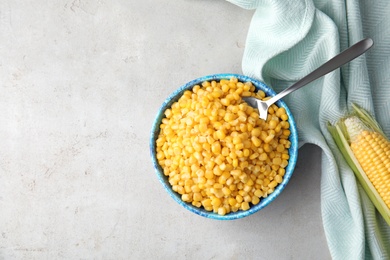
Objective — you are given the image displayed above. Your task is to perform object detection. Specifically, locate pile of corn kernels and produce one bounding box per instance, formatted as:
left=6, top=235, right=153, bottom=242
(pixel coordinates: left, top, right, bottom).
left=156, top=77, right=291, bottom=215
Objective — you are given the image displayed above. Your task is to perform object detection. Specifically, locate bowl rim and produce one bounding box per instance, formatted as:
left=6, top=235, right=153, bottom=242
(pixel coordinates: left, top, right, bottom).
left=150, top=73, right=298, bottom=220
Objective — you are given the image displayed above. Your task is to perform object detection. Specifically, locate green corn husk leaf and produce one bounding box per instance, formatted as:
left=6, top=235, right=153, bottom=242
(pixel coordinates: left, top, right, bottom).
left=351, top=103, right=388, bottom=140
left=327, top=103, right=390, bottom=226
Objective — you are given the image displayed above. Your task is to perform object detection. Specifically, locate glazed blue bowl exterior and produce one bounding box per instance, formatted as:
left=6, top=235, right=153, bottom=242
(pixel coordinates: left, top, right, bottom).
left=150, top=74, right=298, bottom=220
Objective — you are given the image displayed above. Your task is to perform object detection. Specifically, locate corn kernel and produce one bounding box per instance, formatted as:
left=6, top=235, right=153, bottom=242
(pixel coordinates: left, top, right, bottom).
left=182, top=194, right=191, bottom=202
left=211, top=198, right=222, bottom=207
left=254, top=189, right=263, bottom=197
left=273, top=157, right=282, bottom=165
left=222, top=187, right=232, bottom=196
left=211, top=142, right=222, bottom=154
left=252, top=196, right=260, bottom=205
left=251, top=136, right=261, bottom=147
left=218, top=207, right=227, bottom=216
left=275, top=174, right=283, bottom=183
left=244, top=195, right=251, bottom=202
left=269, top=180, right=278, bottom=189
left=236, top=195, right=243, bottom=203
left=192, top=201, right=202, bottom=208
left=193, top=192, right=202, bottom=202
left=241, top=201, right=250, bottom=211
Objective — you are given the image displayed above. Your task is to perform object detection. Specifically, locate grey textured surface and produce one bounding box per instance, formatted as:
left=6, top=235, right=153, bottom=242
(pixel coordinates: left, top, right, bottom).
left=0, top=0, right=330, bottom=259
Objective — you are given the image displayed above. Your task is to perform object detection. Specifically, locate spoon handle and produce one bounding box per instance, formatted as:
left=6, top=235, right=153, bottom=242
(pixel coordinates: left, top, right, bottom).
left=266, top=38, right=374, bottom=105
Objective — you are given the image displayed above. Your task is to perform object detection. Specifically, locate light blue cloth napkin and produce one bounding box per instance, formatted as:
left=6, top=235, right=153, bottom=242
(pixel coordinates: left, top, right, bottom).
left=227, top=0, right=390, bottom=259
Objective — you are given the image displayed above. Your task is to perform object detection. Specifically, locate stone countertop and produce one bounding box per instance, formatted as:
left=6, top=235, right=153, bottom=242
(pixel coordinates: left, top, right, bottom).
left=0, top=0, right=330, bottom=259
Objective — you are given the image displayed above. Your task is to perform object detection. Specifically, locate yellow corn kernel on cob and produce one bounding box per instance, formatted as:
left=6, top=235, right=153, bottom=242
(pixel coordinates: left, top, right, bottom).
left=328, top=103, right=390, bottom=226
left=345, top=117, right=390, bottom=209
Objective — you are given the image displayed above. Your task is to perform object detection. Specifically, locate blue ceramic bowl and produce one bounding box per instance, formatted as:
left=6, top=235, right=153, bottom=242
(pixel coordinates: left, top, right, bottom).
left=150, top=74, right=298, bottom=220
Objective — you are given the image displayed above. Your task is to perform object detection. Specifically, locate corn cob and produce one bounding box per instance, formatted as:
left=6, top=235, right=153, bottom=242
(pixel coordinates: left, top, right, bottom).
left=328, top=103, right=390, bottom=226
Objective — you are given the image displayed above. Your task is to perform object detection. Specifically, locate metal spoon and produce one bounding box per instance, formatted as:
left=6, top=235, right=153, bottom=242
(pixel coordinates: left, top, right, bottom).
left=242, top=38, right=374, bottom=120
